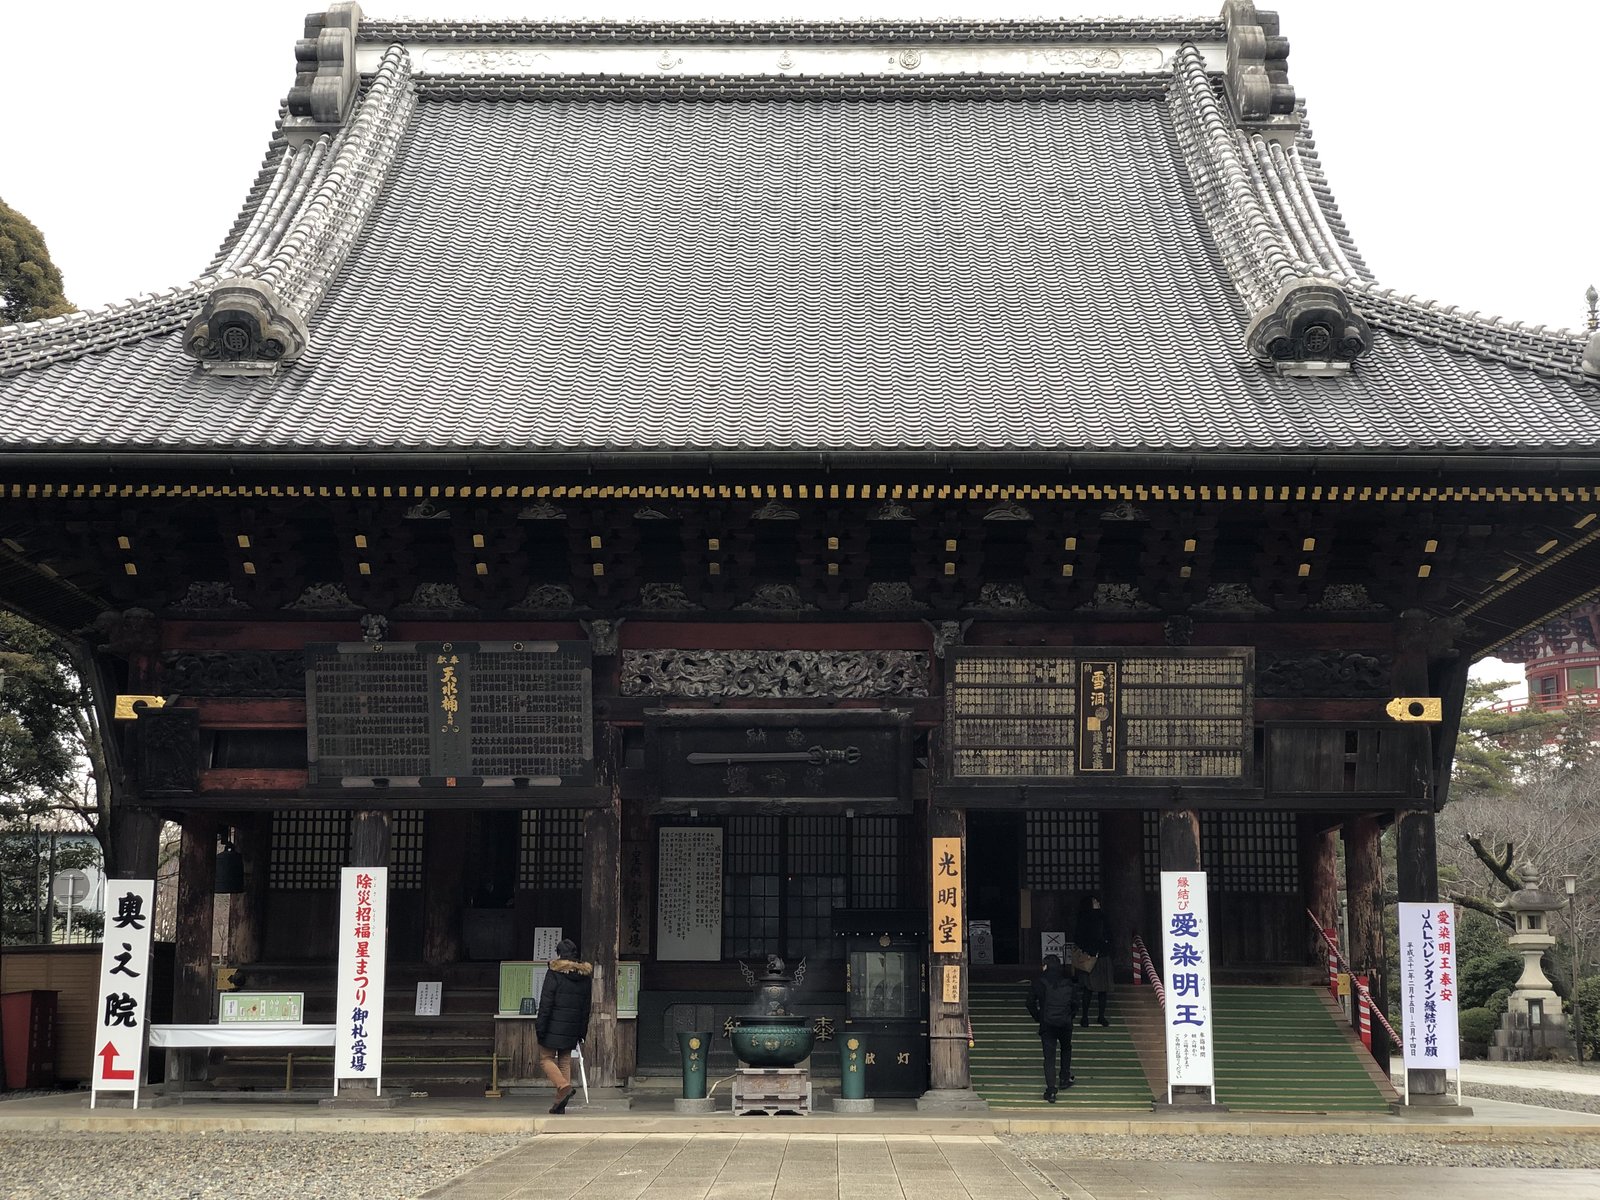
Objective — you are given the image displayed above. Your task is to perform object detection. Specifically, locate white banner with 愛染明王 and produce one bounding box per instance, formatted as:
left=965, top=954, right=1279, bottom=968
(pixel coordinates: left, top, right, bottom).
left=1160, top=870, right=1215, bottom=1092
left=656, top=827, right=722, bottom=961
left=335, top=867, right=388, bottom=1088
left=1399, top=902, right=1460, bottom=1070
left=91, top=880, right=157, bottom=1104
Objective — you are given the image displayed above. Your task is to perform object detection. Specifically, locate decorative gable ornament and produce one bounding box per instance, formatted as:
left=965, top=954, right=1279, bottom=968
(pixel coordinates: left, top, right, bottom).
left=1245, top=278, right=1372, bottom=376
left=1583, top=331, right=1600, bottom=380
left=1223, top=1, right=1299, bottom=141
left=183, top=279, right=309, bottom=375
left=287, top=2, right=362, bottom=131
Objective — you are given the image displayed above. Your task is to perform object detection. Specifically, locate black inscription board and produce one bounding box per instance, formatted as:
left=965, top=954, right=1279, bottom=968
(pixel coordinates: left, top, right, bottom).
left=307, top=641, right=592, bottom=788
left=647, top=709, right=913, bottom=813
left=948, top=647, right=1252, bottom=786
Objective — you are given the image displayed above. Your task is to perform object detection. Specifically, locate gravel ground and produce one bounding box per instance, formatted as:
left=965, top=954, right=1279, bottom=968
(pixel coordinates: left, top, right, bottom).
left=0, top=1131, right=526, bottom=1200
left=1009, top=1132, right=1600, bottom=1168
left=1464, top=1083, right=1600, bottom=1115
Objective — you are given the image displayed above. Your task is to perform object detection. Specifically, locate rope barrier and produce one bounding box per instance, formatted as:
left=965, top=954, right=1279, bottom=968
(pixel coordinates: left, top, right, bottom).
left=1130, top=934, right=1166, bottom=1009
left=1306, top=908, right=1401, bottom=1048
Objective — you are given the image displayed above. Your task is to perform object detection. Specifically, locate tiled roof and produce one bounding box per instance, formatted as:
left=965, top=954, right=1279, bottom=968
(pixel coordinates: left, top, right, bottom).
left=1, top=33, right=1596, bottom=459
left=357, top=17, right=1230, bottom=45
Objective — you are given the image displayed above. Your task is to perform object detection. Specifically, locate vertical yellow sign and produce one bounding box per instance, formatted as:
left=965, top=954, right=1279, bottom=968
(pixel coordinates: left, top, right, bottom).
left=942, top=964, right=961, bottom=1004
left=931, top=836, right=963, bottom=953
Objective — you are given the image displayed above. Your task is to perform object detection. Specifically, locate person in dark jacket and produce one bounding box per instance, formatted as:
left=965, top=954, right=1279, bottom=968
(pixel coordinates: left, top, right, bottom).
left=1075, top=892, right=1113, bottom=1027
left=1025, top=954, right=1077, bottom=1102
left=536, top=938, right=593, bottom=1113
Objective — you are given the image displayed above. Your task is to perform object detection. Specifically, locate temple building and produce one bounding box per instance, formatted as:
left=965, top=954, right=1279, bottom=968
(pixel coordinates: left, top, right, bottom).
left=3, top=4, right=1600, bottom=1107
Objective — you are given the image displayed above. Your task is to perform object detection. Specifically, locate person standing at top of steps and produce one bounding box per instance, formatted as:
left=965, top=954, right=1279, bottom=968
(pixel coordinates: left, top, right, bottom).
left=1074, top=892, right=1113, bottom=1028
left=1026, top=954, right=1078, bottom=1102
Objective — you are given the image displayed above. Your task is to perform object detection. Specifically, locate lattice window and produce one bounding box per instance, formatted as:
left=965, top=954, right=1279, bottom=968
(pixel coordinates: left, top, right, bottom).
left=1024, top=810, right=1100, bottom=890
left=389, top=809, right=424, bottom=889
left=850, top=816, right=901, bottom=909
left=1202, top=810, right=1298, bottom=893
left=787, top=816, right=848, bottom=961
left=518, top=808, right=586, bottom=889
left=270, top=809, right=350, bottom=889
left=724, top=816, right=781, bottom=959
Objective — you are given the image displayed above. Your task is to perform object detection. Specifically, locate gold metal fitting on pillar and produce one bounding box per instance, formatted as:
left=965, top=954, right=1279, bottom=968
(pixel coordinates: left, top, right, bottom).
left=1385, top=697, right=1442, bottom=723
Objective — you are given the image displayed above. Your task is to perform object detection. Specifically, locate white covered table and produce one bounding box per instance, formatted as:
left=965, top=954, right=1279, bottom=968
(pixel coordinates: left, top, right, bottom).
left=147, top=1023, right=337, bottom=1093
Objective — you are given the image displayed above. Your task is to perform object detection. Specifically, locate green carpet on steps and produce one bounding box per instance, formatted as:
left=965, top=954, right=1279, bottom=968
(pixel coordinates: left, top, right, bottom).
left=967, top=981, right=1153, bottom=1110
left=1209, top=986, right=1391, bottom=1112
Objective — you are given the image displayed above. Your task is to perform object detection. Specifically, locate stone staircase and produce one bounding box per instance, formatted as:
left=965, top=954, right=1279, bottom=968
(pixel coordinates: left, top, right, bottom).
left=967, top=979, right=1155, bottom=1110
left=1209, top=986, right=1397, bottom=1113
left=203, top=962, right=498, bottom=1097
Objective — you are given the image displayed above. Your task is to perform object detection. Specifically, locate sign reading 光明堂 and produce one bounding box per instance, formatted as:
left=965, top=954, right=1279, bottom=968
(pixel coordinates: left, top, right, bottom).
left=931, top=837, right=963, bottom=954
left=335, top=866, right=388, bottom=1092
left=91, top=879, right=156, bottom=1107
left=1399, top=902, right=1460, bottom=1070
left=1160, top=870, right=1215, bottom=1100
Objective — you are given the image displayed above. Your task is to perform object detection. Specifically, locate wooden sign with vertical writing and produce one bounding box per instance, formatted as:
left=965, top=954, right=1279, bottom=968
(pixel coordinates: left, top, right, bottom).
left=931, top=836, right=963, bottom=954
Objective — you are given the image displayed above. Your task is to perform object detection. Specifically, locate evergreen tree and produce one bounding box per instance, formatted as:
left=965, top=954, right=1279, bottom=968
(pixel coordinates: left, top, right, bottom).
left=0, top=197, right=73, bottom=324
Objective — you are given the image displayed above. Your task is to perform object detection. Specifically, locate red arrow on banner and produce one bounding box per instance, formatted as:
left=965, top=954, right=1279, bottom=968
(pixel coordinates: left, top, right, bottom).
left=97, top=1042, right=135, bottom=1081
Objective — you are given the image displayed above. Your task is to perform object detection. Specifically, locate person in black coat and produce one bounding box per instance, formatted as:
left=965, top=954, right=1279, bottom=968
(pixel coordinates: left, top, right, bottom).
left=1075, top=892, right=1113, bottom=1027
left=1025, top=954, right=1077, bottom=1102
left=536, top=937, right=593, bottom=1113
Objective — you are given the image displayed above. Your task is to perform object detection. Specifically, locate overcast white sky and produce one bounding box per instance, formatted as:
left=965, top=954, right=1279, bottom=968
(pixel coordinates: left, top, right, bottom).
left=0, top=0, right=1585, bottom=689
left=1, top=0, right=1594, bottom=330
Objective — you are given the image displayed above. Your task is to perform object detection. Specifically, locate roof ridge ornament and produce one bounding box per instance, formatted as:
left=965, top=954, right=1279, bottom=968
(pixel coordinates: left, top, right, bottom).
left=287, top=3, right=362, bottom=131
left=1245, top=276, right=1372, bottom=375
left=182, top=279, right=308, bottom=375
left=1222, top=2, right=1300, bottom=144
left=1584, top=285, right=1600, bottom=379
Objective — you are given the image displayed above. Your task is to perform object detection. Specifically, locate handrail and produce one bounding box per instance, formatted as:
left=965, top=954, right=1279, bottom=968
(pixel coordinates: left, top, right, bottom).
left=1306, top=908, right=1402, bottom=1048
left=1130, top=934, right=1166, bottom=1010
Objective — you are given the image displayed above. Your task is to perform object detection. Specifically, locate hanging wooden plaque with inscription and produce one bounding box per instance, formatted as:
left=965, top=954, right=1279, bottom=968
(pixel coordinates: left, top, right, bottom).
left=947, top=647, right=1253, bottom=786
left=306, top=640, right=593, bottom=788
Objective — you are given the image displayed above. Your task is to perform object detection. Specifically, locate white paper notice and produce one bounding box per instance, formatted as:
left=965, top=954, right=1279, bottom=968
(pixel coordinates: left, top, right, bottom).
left=656, top=827, right=723, bottom=961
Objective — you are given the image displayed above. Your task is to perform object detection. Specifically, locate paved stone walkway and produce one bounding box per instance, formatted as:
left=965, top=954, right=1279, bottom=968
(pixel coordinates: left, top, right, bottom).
left=422, top=1133, right=1600, bottom=1200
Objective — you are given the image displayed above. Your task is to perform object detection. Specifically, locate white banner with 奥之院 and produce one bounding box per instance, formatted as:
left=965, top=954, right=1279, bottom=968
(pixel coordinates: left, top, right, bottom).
left=1160, top=870, right=1215, bottom=1098
left=90, top=879, right=156, bottom=1108
left=335, top=866, right=388, bottom=1092
left=1399, top=902, right=1460, bottom=1070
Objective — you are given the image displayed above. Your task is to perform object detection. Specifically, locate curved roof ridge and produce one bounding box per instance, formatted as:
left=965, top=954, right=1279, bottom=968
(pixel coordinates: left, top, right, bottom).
left=359, top=15, right=1228, bottom=45
left=1285, top=112, right=1373, bottom=280
left=0, top=287, right=206, bottom=377
left=1354, top=286, right=1593, bottom=385
left=1167, top=42, right=1300, bottom=312
left=250, top=46, right=416, bottom=319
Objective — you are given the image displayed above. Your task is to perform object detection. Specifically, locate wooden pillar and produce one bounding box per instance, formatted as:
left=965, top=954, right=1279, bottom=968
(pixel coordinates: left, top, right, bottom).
left=921, top=803, right=983, bottom=1106
left=1102, top=810, right=1144, bottom=977
left=110, top=807, right=162, bottom=880
left=173, top=812, right=218, bottom=1083
left=422, top=811, right=467, bottom=966
left=1341, top=813, right=1386, bottom=1061
left=350, top=809, right=391, bottom=869
left=1394, top=610, right=1447, bottom=1099
left=227, top=813, right=269, bottom=966
left=580, top=725, right=623, bottom=1089
left=1158, top=809, right=1201, bottom=871
left=1300, top=816, right=1340, bottom=967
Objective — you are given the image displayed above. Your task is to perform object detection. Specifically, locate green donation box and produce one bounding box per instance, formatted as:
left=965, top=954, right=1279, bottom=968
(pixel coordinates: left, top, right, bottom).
left=678, top=1031, right=711, bottom=1100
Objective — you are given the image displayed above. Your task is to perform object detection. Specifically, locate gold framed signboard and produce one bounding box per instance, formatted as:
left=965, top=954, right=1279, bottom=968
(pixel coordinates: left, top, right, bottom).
left=947, top=647, right=1253, bottom=786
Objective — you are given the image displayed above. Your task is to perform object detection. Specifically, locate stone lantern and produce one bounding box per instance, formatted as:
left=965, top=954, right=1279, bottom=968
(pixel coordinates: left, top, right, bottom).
left=1488, top=861, right=1574, bottom=1060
